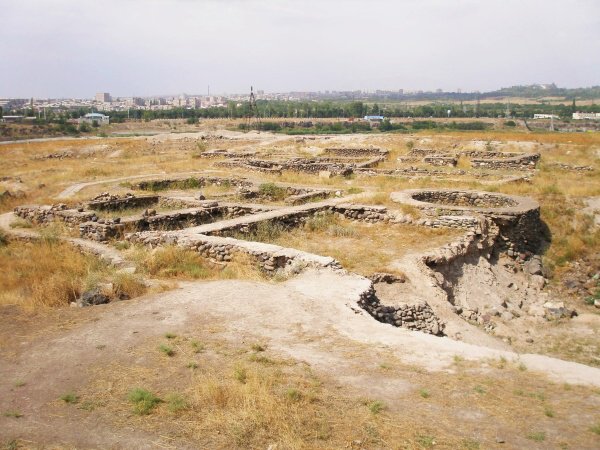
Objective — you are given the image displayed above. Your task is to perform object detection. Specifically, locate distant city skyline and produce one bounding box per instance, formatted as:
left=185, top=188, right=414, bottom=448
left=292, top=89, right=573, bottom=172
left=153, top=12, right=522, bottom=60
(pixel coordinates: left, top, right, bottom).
left=1, top=0, right=599, bottom=98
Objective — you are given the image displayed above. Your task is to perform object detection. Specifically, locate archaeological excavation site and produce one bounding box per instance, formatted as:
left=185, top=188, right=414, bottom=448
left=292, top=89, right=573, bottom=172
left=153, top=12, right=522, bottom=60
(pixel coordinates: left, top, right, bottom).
left=1, top=123, right=599, bottom=449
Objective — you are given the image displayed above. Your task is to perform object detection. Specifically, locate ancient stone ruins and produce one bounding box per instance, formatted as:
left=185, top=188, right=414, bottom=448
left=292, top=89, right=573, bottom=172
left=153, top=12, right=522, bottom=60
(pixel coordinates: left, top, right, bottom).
left=6, top=139, right=566, bottom=340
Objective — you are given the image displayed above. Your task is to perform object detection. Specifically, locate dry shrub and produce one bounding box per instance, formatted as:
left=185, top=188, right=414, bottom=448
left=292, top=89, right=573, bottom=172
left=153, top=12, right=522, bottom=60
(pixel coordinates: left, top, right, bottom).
left=189, top=364, right=323, bottom=447
left=0, top=239, right=148, bottom=310
left=140, top=246, right=212, bottom=279
left=254, top=217, right=459, bottom=275
left=113, top=272, right=147, bottom=299
left=137, top=245, right=265, bottom=281
left=0, top=240, right=108, bottom=309
left=362, top=192, right=391, bottom=206
left=220, top=253, right=265, bottom=281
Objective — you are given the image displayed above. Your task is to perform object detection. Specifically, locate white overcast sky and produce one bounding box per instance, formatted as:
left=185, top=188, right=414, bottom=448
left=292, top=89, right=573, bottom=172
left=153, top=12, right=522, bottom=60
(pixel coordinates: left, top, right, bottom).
left=1, top=0, right=598, bottom=98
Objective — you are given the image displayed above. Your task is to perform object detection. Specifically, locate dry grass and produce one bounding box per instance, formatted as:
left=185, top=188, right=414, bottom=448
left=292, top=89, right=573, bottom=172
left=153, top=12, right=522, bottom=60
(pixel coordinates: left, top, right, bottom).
left=129, top=245, right=265, bottom=281
left=233, top=214, right=459, bottom=276
left=77, top=334, right=600, bottom=449
left=0, top=238, right=146, bottom=310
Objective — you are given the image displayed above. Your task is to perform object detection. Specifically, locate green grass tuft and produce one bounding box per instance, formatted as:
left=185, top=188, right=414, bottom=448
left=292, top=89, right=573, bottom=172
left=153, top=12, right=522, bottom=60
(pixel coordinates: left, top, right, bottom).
left=527, top=431, right=546, bottom=442
left=159, top=344, right=175, bottom=357
left=60, top=392, right=79, bottom=404
left=368, top=400, right=386, bottom=414
left=128, top=388, right=162, bottom=415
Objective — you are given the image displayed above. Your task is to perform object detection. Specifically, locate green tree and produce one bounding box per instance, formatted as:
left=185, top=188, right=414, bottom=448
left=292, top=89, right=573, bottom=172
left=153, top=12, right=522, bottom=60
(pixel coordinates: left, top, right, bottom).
left=379, top=119, right=392, bottom=131
left=78, top=121, right=91, bottom=132
left=348, top=101, right=364, bottom=118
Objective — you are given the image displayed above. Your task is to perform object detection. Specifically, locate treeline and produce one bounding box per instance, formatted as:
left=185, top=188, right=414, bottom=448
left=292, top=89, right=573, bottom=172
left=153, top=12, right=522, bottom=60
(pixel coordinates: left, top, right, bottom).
left=238, top=120, right=491, bottom=134
left=5, top=99, right=600, bottom=124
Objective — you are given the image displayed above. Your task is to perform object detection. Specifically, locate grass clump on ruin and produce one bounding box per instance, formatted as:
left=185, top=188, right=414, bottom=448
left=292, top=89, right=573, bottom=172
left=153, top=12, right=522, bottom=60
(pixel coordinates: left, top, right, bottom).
left=258, top=182, right=287, bottom=201
left=130, top=245, right=264, bottom=281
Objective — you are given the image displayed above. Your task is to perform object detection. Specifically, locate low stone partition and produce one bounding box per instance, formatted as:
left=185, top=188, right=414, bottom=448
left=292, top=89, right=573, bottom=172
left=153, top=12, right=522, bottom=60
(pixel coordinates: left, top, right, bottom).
left=471, top=153, right=540, bottom=170
left=217, top=159, right=283, bottom=175
left=284, top=190, right=332, bottom=205
left=422, top=217, right=498, bottom=269
left=408, top=148, right=446, bottom=157
left=282, top=158, right=354, bottom=176
left=14, top=204, right=97, bottom=227
left=324, top=147, right=388, bottom=157
left=551, top=163, right=594, bottom=172
left=218, top=158, right=355, bottom=176
left=460, top=150, right=525, bottom=159
left=391, top=189, right=542, bottom=254
left=410, top=190, right=519, bottom=208
left=355, top=155, right=388, bottom=169
left=331, top=204, right=389, bottom=223
left=355, top=167, right=466, bottom=177
left=130, top=176, right=253, bottom=191
left=358, top=285, right=445, bottom=335
left=423, top=155, right=458, bottom=167
left=79, top=203, right=268, bottom=242
left=199, top=149, right=257, bottom=159
left=79, top=219, right=124, bottom=242
left=126, top=232, right=342, bottom=274
left=87, top=193, right=159, bottom=211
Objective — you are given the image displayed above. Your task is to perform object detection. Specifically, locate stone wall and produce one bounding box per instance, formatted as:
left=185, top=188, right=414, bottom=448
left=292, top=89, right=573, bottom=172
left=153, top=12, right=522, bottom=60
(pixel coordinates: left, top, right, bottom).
left=411, top=190, right=518, bottom=208
left=423, top=155, right=458, bottom=167
left=355, top=167, right=466, bottom=177
left=471, top=153, right=540, bottom=170
left=199, top=149, right=257, bottom=159
left=391, top=189, right=542, bottom=255
left=87, top=193, right=159, bottom=211
left=285, top=190, right=332, bottom=205
left=358, top=284, right=445, bottom=335
left=551, top=163, right=594, bottom=172
left=131, top=176, right=253, bottom=191
left=408, top=148, right=446, bottom=156
left=218, top=158, right=355, bottom=176
left=324, top=147, right=388, bottom=157
left=126, top=232, right=342, bottom=274
left=79, top=219, right=125, bottom=241
left=460, top=150, right=524, bottom=159
left=14, top=204, right=97, bottom=227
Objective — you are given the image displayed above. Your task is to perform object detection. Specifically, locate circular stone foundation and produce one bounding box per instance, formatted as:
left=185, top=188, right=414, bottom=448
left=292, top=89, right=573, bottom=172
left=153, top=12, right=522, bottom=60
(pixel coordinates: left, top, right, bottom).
left=390, top=189, right=538, bottom=217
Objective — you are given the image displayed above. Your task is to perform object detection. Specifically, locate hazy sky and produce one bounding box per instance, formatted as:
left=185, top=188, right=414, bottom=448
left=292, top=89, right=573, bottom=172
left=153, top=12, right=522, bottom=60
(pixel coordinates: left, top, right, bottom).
left=1, top=0, right=598, bottom=98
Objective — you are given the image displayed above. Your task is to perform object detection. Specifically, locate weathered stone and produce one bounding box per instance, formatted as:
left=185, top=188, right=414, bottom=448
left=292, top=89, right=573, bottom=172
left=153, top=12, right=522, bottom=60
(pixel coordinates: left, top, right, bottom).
left=543, top=301, right=569, bottom=320
left=78, top=289, right=110, bottom=307
left=529, top=274, right=546, bottom=290
left=524, top=257, right=543, bottom=276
